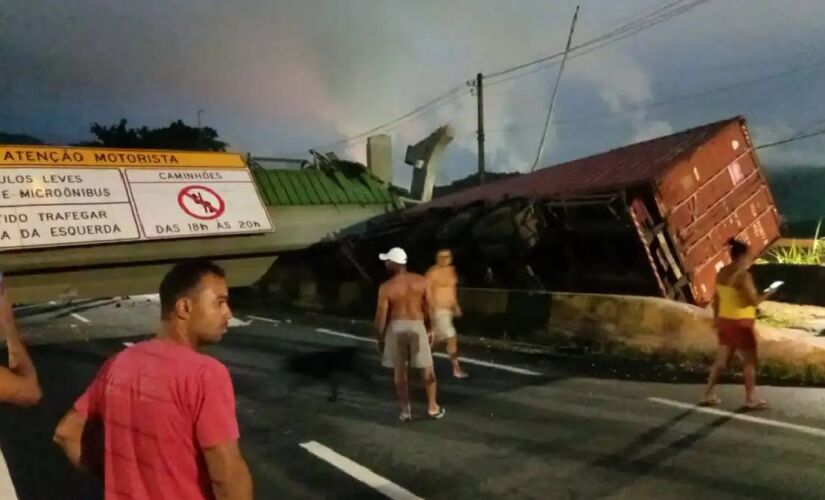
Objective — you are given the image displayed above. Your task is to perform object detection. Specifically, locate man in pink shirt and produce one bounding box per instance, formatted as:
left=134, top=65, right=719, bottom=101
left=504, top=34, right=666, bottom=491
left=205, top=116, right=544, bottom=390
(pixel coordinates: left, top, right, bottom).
left=53, top=260, right=253, bottom=500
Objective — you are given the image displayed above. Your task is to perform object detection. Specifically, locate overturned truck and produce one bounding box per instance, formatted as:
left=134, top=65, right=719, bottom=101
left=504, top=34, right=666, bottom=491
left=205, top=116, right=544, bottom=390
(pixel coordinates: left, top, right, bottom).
left=349, top=116, right=780, bottom=306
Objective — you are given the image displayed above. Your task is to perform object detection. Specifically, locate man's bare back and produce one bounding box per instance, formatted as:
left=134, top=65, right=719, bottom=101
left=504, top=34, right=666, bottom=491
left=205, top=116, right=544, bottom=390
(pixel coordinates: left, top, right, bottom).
left=380, top=272, right=430, bottom=321
left=374, top=247, right=444, bottom=420
left=426, top=265, right=458, bottom=311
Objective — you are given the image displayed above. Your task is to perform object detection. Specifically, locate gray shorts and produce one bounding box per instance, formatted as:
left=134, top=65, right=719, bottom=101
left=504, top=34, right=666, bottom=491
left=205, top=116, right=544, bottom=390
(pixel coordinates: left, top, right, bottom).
left=382, top=320, right=433, bottom=369
left=433, top=309, right=457, bottom=341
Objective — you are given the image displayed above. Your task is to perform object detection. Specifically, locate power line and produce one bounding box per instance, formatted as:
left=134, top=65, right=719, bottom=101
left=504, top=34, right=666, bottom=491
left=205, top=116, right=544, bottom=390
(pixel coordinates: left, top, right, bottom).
left=481, top=55, right=825, bottom=136
left=459, top=119, right=825, bottom=147
left=484, top=0, right=685, bottom=78
left=757, top=126, right=825, bottom=150
left=486, top=0, right=711, bottom=89
left=485, top=0, right=709, bottom=81
left=286, top=0, right=711, bottom=158
left=550, top=55, right=825, bottom=124
left=484, top=62, right=557, bottom=90
left=319, top=84, right=465, bottom=149
left=481, top=1, right=710, bottom=91
left=279, top=84, right=468, bottom=156
left=354, top=88, right=471, bottom=139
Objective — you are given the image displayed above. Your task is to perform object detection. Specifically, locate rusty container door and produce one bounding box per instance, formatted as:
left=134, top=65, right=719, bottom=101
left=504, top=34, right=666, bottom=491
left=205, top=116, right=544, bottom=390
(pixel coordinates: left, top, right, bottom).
left=655, top=119, right=781, bottom=306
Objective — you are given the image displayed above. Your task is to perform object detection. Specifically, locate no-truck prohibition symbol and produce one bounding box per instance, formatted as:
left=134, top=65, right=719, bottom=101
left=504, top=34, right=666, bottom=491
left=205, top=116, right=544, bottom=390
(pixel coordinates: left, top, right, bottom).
left=177, top=185, right=225, bottom=220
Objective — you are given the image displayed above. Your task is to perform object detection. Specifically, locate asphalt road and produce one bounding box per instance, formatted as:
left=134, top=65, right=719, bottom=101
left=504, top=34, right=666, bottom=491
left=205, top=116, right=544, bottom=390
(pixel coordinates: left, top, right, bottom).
left=2, top=297, right=825, bottom=499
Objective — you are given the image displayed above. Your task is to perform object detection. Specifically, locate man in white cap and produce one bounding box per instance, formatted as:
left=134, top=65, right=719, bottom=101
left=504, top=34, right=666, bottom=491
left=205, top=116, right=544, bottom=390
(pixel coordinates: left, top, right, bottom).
left=375, top=247, right=444, bottom=421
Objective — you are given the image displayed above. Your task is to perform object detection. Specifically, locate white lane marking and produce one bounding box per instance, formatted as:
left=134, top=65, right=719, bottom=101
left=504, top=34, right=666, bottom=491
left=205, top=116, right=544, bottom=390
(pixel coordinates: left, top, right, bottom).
left=648, top=397, right=825, bottom=438
left=300, top=441, right=422, bottom=500
left=0, top=446, right=18, bottom=499
left=70, top=313, right=90, bottom=323
left=314, top=327, right=542, bottom=376
left=132, top=294, right=159, bottom=302
left=316, top=328, right=372, bottom=343
left=228, top=317, right=253, bottom=328
left=433, top=352, right=541, bottom=376
left=247, top=315, right=282, bottom=325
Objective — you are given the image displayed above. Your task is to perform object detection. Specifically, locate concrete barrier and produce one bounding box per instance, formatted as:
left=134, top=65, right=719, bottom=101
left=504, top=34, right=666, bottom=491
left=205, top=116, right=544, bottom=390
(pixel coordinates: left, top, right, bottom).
left=547, top=293, right=717, bottom=353
left=268, top=274, right=825, bottom=382
left=456, top=288, right=716, bottom=353
left=456, top=287, right=825, bottom=382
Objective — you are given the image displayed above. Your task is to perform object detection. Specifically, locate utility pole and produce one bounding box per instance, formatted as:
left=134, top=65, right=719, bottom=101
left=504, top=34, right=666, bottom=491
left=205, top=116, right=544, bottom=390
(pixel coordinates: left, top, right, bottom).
left=197, top=109, right=204, bottom=128
left=475, top=73, right=485, bottom=185
left=531, top=5, right=579, bottom=172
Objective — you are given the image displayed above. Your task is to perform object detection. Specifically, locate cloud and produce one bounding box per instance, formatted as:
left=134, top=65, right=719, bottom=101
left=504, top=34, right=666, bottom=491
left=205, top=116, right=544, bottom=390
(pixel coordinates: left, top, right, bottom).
left=2, top=0, right=825, bottom=184
left=750, top=123, right=796, bottom=146
left=752, top=122, right=825, bottom=167
left=630, top=119, right=674, bottom=143
left=569, top=46, right=654, bottom=112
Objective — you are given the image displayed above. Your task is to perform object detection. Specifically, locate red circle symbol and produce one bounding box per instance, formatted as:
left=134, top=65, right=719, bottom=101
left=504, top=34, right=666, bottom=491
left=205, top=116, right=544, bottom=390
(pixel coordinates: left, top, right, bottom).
left=177, top=185, right=226, bottom=220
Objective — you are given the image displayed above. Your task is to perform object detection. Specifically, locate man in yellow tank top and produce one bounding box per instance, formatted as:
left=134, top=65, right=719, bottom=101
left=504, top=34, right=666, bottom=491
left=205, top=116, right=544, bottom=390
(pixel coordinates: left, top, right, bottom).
left=702, top=238, right=776, bottom=409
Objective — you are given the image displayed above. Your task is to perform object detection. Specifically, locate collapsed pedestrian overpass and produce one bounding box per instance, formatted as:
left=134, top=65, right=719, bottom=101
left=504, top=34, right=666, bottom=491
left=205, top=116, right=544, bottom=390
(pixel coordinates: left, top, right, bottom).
left=1, top=145, right=401, bottom=304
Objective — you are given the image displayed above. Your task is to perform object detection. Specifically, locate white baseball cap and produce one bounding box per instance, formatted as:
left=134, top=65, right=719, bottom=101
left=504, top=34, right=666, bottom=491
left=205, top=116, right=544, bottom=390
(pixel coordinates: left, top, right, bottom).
left=379, top=247, right=408, bottom=265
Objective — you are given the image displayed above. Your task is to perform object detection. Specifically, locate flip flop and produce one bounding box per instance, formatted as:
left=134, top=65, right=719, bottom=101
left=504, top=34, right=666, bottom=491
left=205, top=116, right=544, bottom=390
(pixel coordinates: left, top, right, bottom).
left=699, top=395, right=722, bottom=406
left=453, top=372, right=469, bottom=379
left=427, top=407, right=446, bottom=420
left=744, top=400, right=768, bottom=411
left=399, top=412, right=412, bottom=422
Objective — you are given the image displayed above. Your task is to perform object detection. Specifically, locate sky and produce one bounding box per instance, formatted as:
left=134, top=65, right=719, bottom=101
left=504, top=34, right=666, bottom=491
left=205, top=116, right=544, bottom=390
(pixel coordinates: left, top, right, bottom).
left=3, top=0, right=825, bottom=188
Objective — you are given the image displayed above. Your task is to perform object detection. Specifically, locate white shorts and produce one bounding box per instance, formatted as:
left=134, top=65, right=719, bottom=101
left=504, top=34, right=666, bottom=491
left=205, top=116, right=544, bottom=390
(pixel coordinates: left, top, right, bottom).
left=382, top=320, right=433, bottom=369
left=433, top=309, right=457, bottom=342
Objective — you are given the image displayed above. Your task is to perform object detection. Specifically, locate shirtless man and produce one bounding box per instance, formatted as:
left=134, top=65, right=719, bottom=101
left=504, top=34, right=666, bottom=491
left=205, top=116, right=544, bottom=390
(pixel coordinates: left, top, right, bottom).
left=375, top=247, right=445, bottom=421
left=426, top=249, right=468, bottom=378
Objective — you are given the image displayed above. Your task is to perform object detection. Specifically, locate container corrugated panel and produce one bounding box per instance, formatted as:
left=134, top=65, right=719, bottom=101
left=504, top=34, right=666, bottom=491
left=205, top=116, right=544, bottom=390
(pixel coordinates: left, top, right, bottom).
left=656, top=119, right=780, bottom=305
left=252, top=168, right=396, bottom=207
left=414, top=118, right=732, bottom=211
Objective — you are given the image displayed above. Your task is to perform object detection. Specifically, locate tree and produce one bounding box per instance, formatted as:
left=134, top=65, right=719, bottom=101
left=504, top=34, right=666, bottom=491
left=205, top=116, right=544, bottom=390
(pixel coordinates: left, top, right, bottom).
left=77, top=119, right=228, bottom=151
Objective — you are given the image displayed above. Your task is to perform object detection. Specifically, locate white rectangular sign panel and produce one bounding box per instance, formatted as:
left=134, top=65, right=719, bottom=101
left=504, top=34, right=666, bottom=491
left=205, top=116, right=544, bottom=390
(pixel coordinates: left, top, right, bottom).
left=0, top=168, right=140, bottom=249
left=0, top=147, right=273, bottom=252
left=0, top=168, right=131, bottom=206
left=0, top=204, right=140, bottom=249
left=125, top=169, right=273, bottom=239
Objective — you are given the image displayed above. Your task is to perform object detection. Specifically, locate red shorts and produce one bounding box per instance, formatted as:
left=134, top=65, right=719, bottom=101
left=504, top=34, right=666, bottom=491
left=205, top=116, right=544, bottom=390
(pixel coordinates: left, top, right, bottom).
left=716, top=318, right=756, bottom=351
